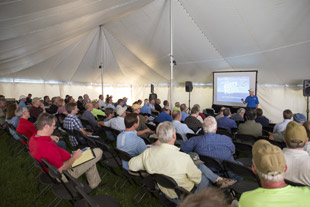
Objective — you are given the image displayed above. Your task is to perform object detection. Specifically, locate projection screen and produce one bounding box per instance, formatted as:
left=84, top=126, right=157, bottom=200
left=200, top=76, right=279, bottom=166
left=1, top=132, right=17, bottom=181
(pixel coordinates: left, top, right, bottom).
left=213, top=71, right=258, bottom=107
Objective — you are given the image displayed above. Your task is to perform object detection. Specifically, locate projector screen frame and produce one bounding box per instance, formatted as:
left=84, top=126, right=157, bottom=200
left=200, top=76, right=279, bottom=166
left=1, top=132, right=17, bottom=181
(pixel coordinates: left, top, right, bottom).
left=212, top=70, right=258, bottom=107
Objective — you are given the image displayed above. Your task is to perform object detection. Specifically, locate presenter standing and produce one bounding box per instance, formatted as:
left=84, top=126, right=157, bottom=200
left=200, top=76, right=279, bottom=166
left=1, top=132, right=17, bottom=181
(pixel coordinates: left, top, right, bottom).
left=241, top=89, right=259, bottom=109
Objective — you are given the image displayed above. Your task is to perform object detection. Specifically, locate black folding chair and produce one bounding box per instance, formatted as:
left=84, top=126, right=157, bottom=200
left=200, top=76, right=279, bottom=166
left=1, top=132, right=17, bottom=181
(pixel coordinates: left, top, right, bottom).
left=199, top=155, right=228, bottom=177
left=235, top=133, right=257, bottom=145
left=223, top=160, right=260, bottom=199
left=80, top=119, right=95, bottom=132
left=233, top=141, right=253, bottom=167
left=153, top=173, right=192, bottom=205
left=186, top=133, right=199, bottom=139
left=62, top=171, right=120, bottom=207
left=217, top=128, right=232, bottom=138
left=41, top=159, right=92, bottom=206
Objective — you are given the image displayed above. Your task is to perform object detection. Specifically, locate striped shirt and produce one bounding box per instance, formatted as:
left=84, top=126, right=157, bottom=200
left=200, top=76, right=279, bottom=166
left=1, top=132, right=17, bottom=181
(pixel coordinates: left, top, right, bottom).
left=63, top=114, right=82, bottom=146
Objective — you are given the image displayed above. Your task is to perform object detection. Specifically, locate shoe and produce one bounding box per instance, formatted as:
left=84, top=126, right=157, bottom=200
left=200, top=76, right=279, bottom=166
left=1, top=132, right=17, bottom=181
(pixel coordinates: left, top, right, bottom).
left=216, top=178, right=237, bottom=188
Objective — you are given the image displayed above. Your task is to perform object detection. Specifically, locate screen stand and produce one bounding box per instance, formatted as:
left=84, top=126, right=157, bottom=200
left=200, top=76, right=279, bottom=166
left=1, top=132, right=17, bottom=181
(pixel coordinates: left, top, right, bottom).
left=188, top=92, right=191, bottom=113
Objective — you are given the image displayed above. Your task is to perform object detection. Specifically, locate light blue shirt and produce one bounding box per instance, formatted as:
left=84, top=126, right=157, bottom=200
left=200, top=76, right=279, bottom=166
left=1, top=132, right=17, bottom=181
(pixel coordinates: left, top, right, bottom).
left=116, top=130, right=146, bottom=170
left=172, top=120, right=193, bottom=141
left=19, top=101, right=27, bottom=108
left=149, top=104, right=155, bottom=110
left=140, top=104, right=151, bottom=115
left=181, top=111, right=189, bottom=121
left=104, top=104, right=116, bottom=111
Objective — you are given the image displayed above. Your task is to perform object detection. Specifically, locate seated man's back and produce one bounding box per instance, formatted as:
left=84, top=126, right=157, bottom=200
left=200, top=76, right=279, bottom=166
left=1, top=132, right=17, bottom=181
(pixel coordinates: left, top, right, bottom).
left=238, top=109, right=262, bottom=137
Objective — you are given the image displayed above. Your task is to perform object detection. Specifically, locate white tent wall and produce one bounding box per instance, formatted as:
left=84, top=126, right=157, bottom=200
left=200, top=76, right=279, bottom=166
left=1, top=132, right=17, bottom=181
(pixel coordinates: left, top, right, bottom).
left=0, top=82, right=307, bottom=123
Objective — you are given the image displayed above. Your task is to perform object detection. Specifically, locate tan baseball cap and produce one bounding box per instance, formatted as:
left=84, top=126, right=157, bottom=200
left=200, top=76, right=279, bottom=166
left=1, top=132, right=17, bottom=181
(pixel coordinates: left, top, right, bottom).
left=252, top=140, right=286, bottom=174
left=131, top=104, right=142, bottom=111
left=285, top=121, right=307, bottom=144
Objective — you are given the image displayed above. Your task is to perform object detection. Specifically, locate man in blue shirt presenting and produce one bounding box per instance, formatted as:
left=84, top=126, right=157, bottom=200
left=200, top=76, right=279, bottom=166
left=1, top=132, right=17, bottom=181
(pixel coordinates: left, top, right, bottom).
left=241, top=88, right=259, bottom=109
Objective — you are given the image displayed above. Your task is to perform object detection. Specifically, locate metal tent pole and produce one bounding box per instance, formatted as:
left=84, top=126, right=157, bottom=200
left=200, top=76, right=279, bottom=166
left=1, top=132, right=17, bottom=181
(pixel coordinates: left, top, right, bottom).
left=169, top=0, right=174, bottom=111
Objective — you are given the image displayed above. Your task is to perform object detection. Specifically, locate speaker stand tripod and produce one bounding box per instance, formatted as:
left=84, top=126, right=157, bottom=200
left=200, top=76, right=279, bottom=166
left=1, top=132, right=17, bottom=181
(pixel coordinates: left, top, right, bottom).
left=307, top=96, right=309, bottom=121
left=188, top=91, right=191, bottom=113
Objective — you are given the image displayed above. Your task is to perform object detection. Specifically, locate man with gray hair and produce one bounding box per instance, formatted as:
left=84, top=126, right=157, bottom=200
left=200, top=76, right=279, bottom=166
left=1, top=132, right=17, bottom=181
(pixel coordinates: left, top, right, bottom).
left=231, top=108, right=245, bottom=122
left=239, top=139, right=310, bottom=206
left=181, top=116, right=236, bottom=163
left=129, top=121, right=235, bottom=201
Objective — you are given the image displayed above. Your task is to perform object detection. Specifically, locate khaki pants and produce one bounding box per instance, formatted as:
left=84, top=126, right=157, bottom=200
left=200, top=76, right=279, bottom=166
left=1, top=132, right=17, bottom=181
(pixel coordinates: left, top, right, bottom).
left=63, top=148, right=103, bottom=189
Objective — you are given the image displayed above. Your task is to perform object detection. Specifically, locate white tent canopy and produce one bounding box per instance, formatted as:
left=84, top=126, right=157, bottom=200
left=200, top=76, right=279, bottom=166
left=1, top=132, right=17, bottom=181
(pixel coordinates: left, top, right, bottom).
left=0, top=0, right=309, bottom=122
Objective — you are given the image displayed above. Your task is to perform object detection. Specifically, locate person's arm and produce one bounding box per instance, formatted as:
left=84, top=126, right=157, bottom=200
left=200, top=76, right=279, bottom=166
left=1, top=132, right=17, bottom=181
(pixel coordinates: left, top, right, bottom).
left=81, top=128, right=92, bottom=136
left=180, top=138, right=196, bottom=153
left=50, top=135, right=59, bottom=143
left=241, top=98, right=246, bottom=104
left=128, top=153, right=146, bottom=171
left=58, top=149, right=82, bottom=173
left=185, top=158, right=202, bottom=184
left=137, top=128, right=152, bottom=136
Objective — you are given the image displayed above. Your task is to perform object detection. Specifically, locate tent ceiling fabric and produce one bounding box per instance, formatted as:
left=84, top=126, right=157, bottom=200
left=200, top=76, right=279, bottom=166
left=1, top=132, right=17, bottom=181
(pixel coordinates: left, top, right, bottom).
left=0, top=0, right=309, bottom=85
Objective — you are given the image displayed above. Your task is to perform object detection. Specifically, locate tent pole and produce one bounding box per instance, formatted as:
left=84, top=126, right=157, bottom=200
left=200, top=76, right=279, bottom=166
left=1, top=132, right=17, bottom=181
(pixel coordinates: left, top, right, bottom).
left=169, top=0, right=174, bottom=111
left=99, top=26, right=104, bottom=96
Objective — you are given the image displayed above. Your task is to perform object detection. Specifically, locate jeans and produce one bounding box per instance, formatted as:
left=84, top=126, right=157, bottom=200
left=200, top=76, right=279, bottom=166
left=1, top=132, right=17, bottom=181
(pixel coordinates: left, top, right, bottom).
left=56, top=140, right=66, bottom=150
left=196, top=163, right=218, bottom=192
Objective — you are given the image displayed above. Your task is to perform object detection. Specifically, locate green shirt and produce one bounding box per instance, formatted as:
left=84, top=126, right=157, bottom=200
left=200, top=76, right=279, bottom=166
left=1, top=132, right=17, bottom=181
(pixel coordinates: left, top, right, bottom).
left=173, top=106, right=181, bottom=111
left=239, top=185, right=310, bottom=207
left=91, top=108, right=106, bottom=120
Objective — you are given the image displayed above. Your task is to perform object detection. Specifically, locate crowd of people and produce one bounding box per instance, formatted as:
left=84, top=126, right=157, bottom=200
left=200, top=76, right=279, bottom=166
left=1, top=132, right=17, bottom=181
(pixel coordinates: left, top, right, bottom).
left=1, top=92, right=310, bottom=206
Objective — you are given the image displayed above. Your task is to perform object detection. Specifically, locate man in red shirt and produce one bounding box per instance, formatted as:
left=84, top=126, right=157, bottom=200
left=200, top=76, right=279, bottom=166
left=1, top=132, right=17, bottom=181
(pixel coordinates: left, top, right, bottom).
left=29, top=113, right=103, bottom=189
left=15, top=107, right=66, bottom=149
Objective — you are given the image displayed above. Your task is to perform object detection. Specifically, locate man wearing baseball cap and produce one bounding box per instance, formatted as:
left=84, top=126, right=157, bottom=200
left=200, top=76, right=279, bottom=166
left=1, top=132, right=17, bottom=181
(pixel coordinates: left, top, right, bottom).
left=239, top=139, right=310, bottom=207
left=241, top=88, right=259, bottom=109
left=131, top=104, right=153, bottom=137
left=18, top=95, right=27, bottom=108
left=283, top=121, right=310, bottom=186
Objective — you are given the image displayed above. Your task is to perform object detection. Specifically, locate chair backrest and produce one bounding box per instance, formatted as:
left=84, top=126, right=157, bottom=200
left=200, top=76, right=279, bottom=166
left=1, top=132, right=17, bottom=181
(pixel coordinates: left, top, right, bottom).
left=186, top=133, right=199, bottom=139
left=263, top=125, right=274, bottom=133
left=199, top=155, right=227, bottom=176
left=97, top=115, right=106, bottom=121
left=102, top=126, right=116, bottom=142
left=262, top=130, right=270, bottom=136
left=153, top=173, right=191, bottom=199
left=145, top=123, right=156, bottom=131
left=74, top=185, right=101, bottom=207
left=114, top=148, right=132, bottom=162
left=176, top=133, right=183, bottom=141
left=235, top=133, right=257, bottom=144
left=268, top=140, right=286, bottom=149
left=205, top=108, right=215, bottom=116
left=41, top=159, right=62, bottom=180
left=73, top=129, right=97, bottom=148
left=233, top=141, right=253, bottom=155
left=80, top=119, right=95, bottom=131
left=223, top=160, right=257, bottom=180
left=217, top=128, right=232, bottom=138
left=110, top=128, right=121, bottom=137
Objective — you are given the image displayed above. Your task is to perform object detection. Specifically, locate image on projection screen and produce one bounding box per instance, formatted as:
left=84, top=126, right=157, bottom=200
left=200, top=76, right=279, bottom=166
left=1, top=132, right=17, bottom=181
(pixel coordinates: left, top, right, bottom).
left=213, top=71, right=257, bottom=107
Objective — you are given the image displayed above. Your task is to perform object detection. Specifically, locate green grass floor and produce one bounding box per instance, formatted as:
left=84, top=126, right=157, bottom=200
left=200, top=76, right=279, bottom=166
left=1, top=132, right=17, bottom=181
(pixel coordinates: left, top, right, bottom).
left=0, top=131, right=161, bottom=207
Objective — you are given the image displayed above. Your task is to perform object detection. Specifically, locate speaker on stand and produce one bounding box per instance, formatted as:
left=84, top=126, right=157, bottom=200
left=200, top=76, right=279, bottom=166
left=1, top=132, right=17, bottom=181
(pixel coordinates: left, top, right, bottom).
left=149, top=84, right=157, bottom=102
left=185, top=81, right=193, bottom=112
left=303, top=80, right=310, bottom=121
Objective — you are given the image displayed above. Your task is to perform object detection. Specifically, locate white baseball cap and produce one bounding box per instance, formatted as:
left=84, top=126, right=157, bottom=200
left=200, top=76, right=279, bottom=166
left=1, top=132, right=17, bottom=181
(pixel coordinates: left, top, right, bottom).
left=19, top=95, right=26, bottom=100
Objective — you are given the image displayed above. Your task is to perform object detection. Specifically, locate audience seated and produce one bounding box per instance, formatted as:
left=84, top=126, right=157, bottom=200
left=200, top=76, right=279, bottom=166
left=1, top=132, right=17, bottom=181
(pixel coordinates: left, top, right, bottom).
left=293, top=113, right=306, bottom=125
left=180, top=187, right=232, bottom=207
left=163, top=100, right=169, bottom=109
left=255, top=108, right=270, bottom=127
left=57, top=98, right=68, bottom=116
left=140, top=99, right=151, bottom=115
left=155, top=107, right=172, bottom=123
left=184, top=106, right=203, bottom=133
left=48, top=97, right=59, bottom=114
left=63, top=103, right=92, bottom=146
left=193, top=104, right=205, bottom=121
left=172, top=110, right=193, bottom=141
left=0, top=99, right=6, bottom=126
left=238, top=109, right=262, bottom=137
left=283, top=121, right=310, bottom=186
left=18, top=95, right=27, bottom=108
left=26, top=93, right=32, bottom=105
left=81, top=103, right=104, bottom=131
left=215, top=107, right=225, bottom=120
left=104, top=106, right=127, bottom=131
left=129, top=122, right=236, bottom=201
left=29, top=97, right=45, bottom=121
left=91, top=101, right=106, bottom=120
left=82, top=94, right=91, bottom=107
left=98, top=94, right=105, bottom=109
left=149, top=99, right=159, bottom=114
left=180, top=103, right=189, bottom=121
left=104, top=108, right=114, bottom=122
left=104, top=96, right=116, bottom=111
left=154, top=98, right=162, bottom=112
left=173, top=102, right=181, bottom=111
left=181, top=116, right=236, bottom=163
left=29, top=113, right=102, bottom=189
left=217, top=108, right=237, bottom=133
left=131, top=104, right=153, bottom=137
left=116, top=113, right=146, bottom=170
left=239, top=139, right=310, bottom=207
left=76, top=96, right=85, bottom=111
left=5, top=103, right=20, bottom=140
left=16, top=107, right=37, bottom=139
left=231, top=108, right=245, bottom=122
left=43, top=95, right=50, bottom=106
left=273, top=109, right=293, bottom=133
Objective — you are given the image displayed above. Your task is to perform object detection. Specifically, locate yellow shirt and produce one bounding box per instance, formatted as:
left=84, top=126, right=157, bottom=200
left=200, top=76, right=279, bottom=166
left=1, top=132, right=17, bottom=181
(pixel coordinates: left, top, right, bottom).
left=91, top=108, right=106, bottom=120
left=129, top=143, right=201, bottom=199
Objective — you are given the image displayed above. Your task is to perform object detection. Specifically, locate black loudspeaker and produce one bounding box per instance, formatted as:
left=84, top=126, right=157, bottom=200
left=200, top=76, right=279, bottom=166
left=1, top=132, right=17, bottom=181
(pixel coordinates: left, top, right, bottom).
left=151, top=84, right=154, bottom=94
left=304, top=80, right=310, bottom=96
left=185, top=81, right=193, bottom=92
left=149, top=93, right=157, bottom=101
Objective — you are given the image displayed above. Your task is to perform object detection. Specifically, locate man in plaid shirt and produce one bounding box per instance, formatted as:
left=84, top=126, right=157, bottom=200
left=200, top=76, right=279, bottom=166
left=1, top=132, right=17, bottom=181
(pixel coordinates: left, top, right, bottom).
left=63, top=103, right=91, bottom=146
